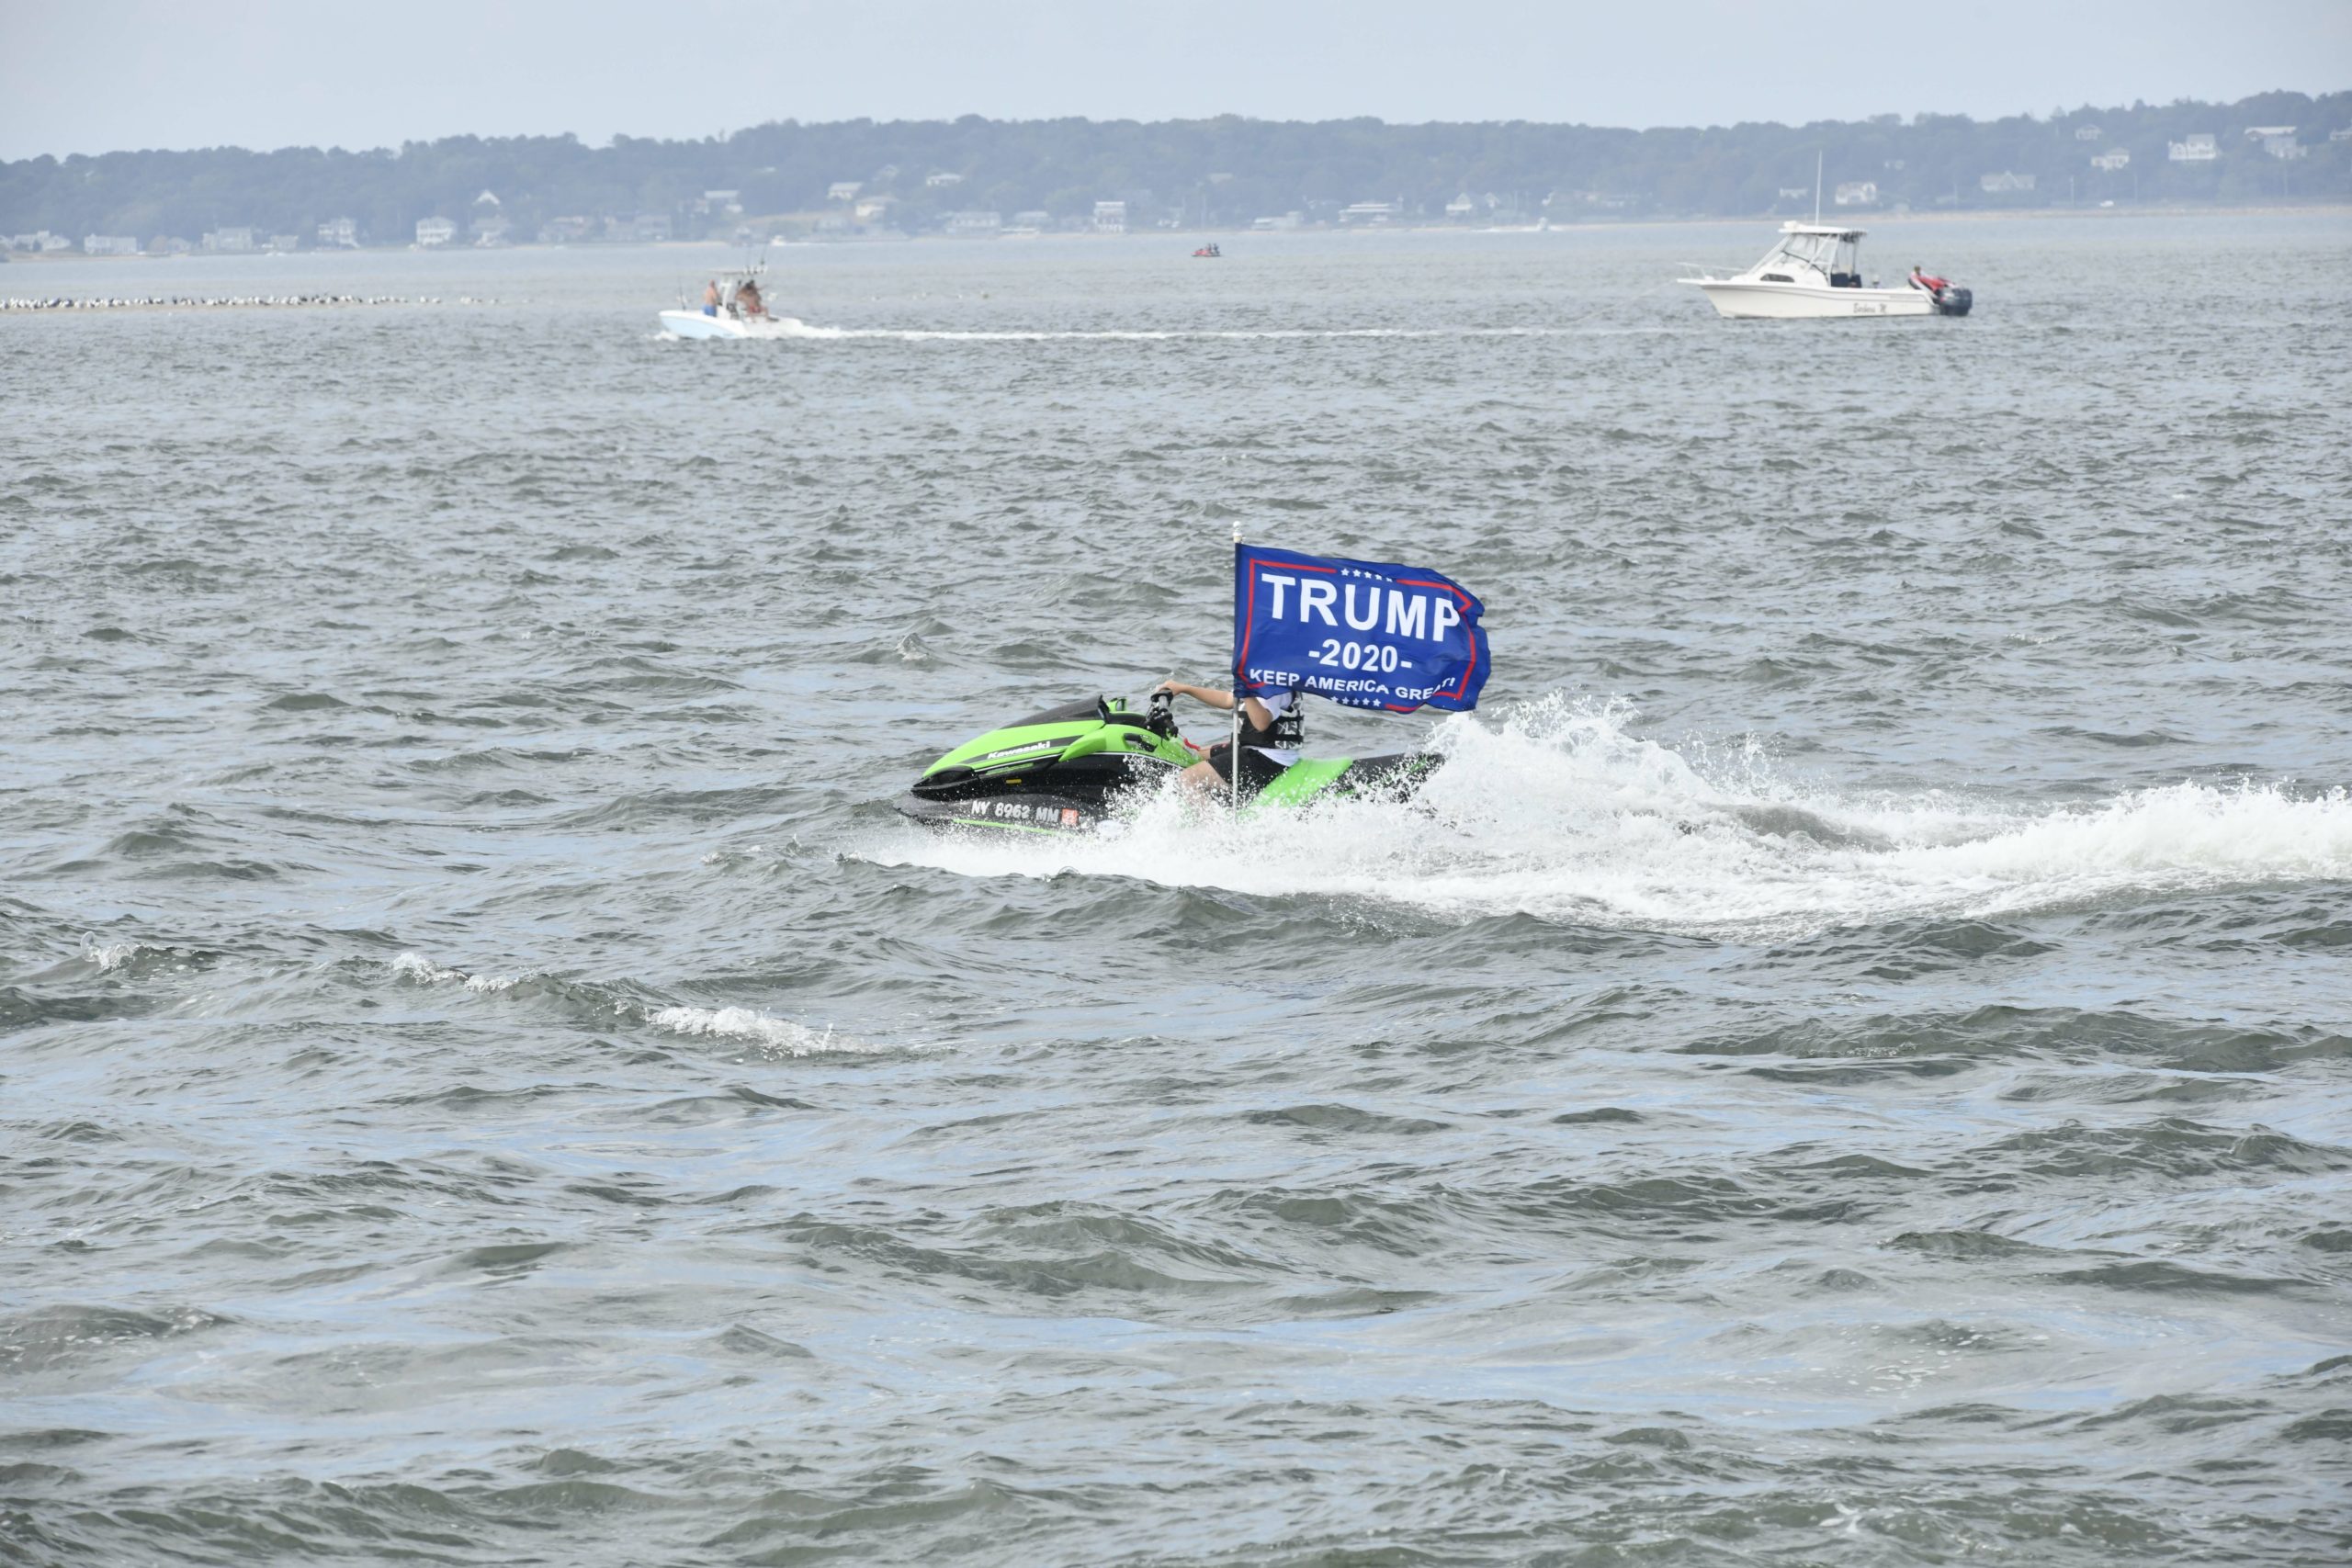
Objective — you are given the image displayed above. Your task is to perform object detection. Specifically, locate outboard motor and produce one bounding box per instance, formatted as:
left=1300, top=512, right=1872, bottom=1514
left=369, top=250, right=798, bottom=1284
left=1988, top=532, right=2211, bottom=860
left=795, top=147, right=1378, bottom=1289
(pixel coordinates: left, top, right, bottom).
left=1933, top=285, right=1973, bottom=318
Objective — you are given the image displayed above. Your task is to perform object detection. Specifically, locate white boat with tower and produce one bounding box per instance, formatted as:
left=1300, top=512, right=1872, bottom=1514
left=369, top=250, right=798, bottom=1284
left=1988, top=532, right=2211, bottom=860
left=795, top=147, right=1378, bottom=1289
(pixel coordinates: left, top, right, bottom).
left=658, top=263, right=806, bottom=339
left=1681, top=158, right=1973, bottom=321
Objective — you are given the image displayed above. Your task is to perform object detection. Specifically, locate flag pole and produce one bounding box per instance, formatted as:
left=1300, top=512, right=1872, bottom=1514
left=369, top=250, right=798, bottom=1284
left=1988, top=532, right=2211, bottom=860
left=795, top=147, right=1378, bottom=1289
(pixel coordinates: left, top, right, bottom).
left=1230, top=520, right=1244, bottom=815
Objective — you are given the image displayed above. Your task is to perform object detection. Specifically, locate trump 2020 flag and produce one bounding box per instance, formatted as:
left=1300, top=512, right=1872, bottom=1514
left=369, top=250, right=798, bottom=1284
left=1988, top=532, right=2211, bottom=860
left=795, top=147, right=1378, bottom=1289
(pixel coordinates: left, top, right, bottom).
left=1232, top=543, right=1489, bottom=713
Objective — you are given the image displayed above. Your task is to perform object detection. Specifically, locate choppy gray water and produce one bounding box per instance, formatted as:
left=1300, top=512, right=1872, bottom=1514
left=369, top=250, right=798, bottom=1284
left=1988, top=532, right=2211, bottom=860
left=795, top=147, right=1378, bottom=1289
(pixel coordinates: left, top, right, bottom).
left=5, top=218, right=2351, bottom=1566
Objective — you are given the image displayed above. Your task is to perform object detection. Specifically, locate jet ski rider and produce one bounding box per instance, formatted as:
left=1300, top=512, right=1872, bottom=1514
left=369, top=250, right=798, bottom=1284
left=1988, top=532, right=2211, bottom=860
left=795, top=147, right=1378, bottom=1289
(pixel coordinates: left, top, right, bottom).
left=1154, top=679, right=1303, bottom=801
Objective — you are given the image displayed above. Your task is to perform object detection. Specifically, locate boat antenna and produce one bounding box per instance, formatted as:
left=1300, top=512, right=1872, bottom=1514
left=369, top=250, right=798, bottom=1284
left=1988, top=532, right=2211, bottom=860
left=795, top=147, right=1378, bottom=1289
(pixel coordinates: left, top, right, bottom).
left=1814, top=151, right=1823, bottom=226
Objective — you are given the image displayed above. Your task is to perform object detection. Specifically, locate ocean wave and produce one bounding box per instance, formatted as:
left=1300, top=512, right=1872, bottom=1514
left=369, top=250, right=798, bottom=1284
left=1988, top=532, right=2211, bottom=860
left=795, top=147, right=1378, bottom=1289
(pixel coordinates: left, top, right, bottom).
left=390, top=952, right=529, bottom=993
left=388, top=953, right=871, bottom=1056
left=642, top=1004, right=860, bottom=1057
left=85, top=941, right=143, bottom=973
left=72, top=935, right=220, bottom=977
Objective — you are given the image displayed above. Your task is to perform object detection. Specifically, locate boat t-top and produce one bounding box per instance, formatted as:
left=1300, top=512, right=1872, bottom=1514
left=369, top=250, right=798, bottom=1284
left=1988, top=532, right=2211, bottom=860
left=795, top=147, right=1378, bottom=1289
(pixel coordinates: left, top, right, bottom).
left=1682, top=222, right=1972, bottom=320
left=658, top=263, right=805, bottom=339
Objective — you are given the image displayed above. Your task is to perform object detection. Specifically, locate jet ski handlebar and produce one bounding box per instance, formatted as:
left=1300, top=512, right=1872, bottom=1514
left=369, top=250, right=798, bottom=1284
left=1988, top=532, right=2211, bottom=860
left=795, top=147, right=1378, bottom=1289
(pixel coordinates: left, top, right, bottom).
left=1098, top=691, right=1179, bottom=738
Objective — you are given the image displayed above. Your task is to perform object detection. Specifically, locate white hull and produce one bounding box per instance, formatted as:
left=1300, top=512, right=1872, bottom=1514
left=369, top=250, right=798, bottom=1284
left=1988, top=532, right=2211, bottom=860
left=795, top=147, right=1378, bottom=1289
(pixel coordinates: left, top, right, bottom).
left=658, top=309, right=807, bottom=340
left=1687, top=279, right=1935, bottom=320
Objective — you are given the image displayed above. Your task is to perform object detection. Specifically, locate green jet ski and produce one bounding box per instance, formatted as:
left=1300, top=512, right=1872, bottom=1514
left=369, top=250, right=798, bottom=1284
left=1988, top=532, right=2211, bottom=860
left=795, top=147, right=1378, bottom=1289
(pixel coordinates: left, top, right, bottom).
left=894, top=691, right=1443, bottom=833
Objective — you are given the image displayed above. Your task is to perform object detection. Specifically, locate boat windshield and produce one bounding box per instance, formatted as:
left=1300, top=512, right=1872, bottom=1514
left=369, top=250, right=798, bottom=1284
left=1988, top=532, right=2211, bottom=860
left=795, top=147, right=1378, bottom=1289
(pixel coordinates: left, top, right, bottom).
left=1758, top=230, right=1861, bottom=282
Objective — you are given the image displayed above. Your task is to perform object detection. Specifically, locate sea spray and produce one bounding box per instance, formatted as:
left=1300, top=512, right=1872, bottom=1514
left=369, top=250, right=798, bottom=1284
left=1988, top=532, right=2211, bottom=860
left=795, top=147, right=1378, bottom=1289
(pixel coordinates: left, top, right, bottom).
left=865, top=694, right=2352, bottom=938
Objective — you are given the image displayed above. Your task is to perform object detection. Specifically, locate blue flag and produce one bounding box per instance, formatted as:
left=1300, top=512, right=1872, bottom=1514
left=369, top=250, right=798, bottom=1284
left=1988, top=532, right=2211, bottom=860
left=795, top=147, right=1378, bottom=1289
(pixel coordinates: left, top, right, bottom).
left=1231, top=544, right=1490, bottom=713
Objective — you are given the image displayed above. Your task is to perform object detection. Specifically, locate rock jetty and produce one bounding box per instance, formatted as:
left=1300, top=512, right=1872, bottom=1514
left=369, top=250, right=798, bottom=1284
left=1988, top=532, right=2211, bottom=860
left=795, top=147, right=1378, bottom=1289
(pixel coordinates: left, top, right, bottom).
left=1, top=293, right=493, bottom=312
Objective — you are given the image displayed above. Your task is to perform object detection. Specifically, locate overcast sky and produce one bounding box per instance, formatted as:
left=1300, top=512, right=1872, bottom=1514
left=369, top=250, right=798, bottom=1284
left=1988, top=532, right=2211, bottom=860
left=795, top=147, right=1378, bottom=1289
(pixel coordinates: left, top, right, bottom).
left=3, top=0, right=2345, bottom=160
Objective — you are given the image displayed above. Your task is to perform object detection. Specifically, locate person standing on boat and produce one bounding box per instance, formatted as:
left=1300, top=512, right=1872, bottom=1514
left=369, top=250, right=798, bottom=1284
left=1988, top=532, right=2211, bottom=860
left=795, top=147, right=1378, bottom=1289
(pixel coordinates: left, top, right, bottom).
left=736, top=277, right=766, bottom=318
left=1155, top=679, right=1302, bottom=802
left=702, top=279, right=720, bottom=317
left=1909, top=265, right=1950, bottom=296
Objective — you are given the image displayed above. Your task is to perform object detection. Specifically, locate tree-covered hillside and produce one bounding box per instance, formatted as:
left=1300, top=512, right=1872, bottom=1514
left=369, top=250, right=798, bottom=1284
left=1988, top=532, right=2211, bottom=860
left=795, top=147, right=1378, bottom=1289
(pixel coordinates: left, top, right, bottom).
left=5, top=91, right=2344, bottom=247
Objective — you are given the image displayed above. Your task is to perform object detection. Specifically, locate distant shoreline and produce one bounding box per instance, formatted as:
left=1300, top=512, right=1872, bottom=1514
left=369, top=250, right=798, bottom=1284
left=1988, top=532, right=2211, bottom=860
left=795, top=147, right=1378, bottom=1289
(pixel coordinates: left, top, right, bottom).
left=15, top=94, right=2343, bottom=254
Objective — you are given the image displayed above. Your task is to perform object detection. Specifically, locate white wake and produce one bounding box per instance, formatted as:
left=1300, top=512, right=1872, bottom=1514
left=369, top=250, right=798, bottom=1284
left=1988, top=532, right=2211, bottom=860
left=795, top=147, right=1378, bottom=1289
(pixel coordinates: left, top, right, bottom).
left=860, top=695, right=2351, bottom=937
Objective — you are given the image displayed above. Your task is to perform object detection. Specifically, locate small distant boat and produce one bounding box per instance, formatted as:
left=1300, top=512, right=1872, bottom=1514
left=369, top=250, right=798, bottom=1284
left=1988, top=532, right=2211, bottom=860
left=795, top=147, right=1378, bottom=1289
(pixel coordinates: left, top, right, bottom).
left=658, top=263, right=805, bottom=339
left=1681, top=222, right=1971, bottom=320
left=1192, top=243, right=1222, bottom=258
